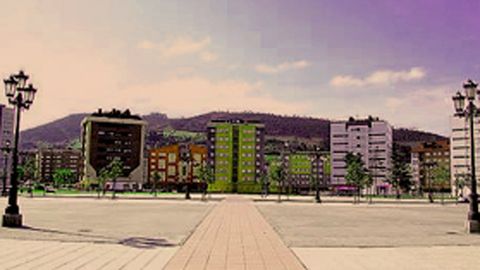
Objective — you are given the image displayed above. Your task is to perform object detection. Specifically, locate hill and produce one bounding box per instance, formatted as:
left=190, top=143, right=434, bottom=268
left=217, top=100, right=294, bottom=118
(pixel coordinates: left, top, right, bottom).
left=19, top=111, right=445, bottom=149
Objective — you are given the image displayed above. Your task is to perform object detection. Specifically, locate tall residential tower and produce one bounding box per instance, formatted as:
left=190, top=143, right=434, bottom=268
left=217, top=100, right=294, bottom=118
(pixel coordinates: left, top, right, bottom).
left=0, top=105, right=14, bottom=191
left=207, top=120, right=265, bottom=191
left=81, top=109, right=147, bottom=190
left=330, top=117, right=393, bottom=194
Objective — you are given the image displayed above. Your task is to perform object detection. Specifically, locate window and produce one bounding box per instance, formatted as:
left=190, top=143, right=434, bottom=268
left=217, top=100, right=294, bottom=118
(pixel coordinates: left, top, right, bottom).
left=158, top=160, right=166, bottom=169
left=167, top=166, right=176, bottom=176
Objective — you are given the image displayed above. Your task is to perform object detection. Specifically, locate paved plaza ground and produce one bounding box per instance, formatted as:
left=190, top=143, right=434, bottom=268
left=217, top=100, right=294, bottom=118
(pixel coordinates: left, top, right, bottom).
left=0, top=194, right=479, bottom=269
left=257, top=200, right=480, bottom=270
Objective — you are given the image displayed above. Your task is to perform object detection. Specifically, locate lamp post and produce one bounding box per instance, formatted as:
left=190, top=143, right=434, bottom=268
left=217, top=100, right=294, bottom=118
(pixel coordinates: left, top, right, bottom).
left=424, top=161, right=437, bottom=203
left=452, top=79, right=480, bottom=233
left=1, top=140, right=11, bottom=197
left=313, top=147, right=322, bottom=203
left=180, top=145, right=191, bottom=200
left=2, top=70, right=37, bottom=227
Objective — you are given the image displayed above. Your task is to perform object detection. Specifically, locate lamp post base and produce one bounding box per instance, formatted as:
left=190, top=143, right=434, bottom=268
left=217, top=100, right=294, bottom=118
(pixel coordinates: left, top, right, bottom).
left=2, top=213, right=22, bottom=228
left=466, top=220, right=480, bottom=233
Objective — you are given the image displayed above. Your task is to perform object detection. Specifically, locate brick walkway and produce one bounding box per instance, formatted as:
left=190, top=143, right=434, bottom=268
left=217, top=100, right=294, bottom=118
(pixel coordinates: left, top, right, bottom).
left=0, top=239, right=177, bottom=269
left=164, top=196, right=305, bottom=270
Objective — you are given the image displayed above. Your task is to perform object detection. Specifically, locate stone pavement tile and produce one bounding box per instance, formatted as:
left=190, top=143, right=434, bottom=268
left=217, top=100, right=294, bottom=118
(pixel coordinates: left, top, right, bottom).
left=74, top=245, right=126, bottom=270
left=164, top=196, right=305, bottom=270
left=1, top=241, right=63, bottom=269
left=100, top=246, right=143, bottom=270
left=0, top=239, right=46, bottom=262
left=140, top=248, right=177, bottom=270
left=293, top=246, right=480, bottom=270
left=11, top=242, right=89, bottom=269
left=53, top=244, right=113, bottom=270
left=0, top=239, right=177, bottom=270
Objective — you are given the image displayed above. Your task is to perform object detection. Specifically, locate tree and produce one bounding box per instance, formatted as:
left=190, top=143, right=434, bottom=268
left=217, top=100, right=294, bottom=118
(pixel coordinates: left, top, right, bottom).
left=388, top=147, right=412, bottom=199
left=17, top=158, right=38, bottom=197
left=454, top=174, right=466, bottom=200
left=97, top=167, right=109, bottom=198
left=345, top=152, right=368, bottom=204
left=96, top=158, right=123, bottom=199
left=259, top=168, right=269, bottom=198
left=151, top=171, right=162, bottom=197
left=198, top=164, right=214, bottom=200
left=53, top=168, right=75, bottom=188
left=107, top=158, right=123, bottom=199
left=270, top=165, right=286, bottom=202
left=432, top=165, right=450, bottom=204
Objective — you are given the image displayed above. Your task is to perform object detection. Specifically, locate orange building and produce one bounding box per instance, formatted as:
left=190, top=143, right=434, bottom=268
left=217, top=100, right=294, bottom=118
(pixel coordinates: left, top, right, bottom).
left=148, top=143, right=207, bottom=190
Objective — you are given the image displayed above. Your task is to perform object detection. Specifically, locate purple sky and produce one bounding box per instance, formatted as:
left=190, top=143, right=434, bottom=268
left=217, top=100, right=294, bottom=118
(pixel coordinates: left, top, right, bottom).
left=1, top=0, right=479, bottom=135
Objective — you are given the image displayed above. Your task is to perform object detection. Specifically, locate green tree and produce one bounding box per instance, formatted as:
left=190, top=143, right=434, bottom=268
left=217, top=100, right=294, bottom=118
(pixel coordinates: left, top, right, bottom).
left=432, top=165, right=450, bottom=204
left=259, top=169, right=269, bottom=198
left=107, top=158, right=123, bottom=199
left=270, top=165, right=286, bottom=202
left=53, top=168, right=75, bottom=188
left=454, top=174, right=466, bottom=200
left=345, top=152, right=368, bottom=203
left=388, top=148, right=412, bottom=199
left=198, top=164, right=214, bottom=200
left=323, top=155, right=331, bottom=176
left=97, top=167, right=109, bottom=198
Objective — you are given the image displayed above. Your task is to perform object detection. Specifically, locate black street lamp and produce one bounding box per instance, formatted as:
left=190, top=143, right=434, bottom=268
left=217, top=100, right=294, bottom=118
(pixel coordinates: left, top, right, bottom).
left=180, top=146, right=191, bottom=200
left=452, top=79, right=480, bottom=233
left=1, top=140, right=11, bottom=197
left=2, top=70, right=37, bottom=228
left=313, top=147, right=322, bottom=203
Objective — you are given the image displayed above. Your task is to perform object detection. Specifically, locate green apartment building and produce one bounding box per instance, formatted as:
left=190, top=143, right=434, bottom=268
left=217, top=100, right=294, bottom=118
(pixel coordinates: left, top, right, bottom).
left=266, top=151, right=327, bottom=192
left=207, top=120, right=265, bottom=191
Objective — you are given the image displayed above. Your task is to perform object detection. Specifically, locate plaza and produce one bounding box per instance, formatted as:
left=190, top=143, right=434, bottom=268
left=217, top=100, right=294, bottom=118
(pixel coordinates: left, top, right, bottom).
left=0, top=195, right=479, bottom=269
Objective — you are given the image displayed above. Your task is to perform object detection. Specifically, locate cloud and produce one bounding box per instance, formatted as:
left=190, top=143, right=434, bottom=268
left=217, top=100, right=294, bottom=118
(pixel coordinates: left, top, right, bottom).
left=255, top=60, right=311, bottom=74
left=137, top=37, right=217, bottom=62
left=114, top=76, right=307, bottom=117
left=199, top=51, right=218, bottom=63
left=330, top=67, right=426, bottom=87
left=381, top=85, right=452, bottom=134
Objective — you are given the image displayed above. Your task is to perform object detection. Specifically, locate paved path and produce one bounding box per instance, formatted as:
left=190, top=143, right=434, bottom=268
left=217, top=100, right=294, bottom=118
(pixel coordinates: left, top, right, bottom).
left=164, top=196, right=305, bottom=270
left=0, top=239, right=177, bottom=270
left=294, top=246, right=480, bottom=270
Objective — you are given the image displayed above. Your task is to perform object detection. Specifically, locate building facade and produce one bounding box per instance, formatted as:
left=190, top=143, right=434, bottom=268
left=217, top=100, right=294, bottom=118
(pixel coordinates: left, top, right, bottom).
left=0, top=104, right=14, bottom=190
left=450, top=115, right=480, bottom=196
left=411, top=140, right=450, bottom=192
left=147, top=143, right=207, bottom=190
left=207, top=120, right=265, bottom=189
left=36, top=148, right=83, bottom=183
left=81, top=109, right=147, bottom=190
left=330, top=117, right=393, bottom=193
left=266, top=151, right=326, bottom=193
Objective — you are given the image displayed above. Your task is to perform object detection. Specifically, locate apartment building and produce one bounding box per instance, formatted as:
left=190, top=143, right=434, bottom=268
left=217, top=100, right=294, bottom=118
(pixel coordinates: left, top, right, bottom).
left=36, top=148, right=83, bottom=183
left=147, top=143, right=207, bottom=190
left=330, top=116, right=393, bottom=193
left=207, top=120, right=265, bottom=190
left=81, top=109, right=147, bottom=190
left=0, top=104, right=13, bottom=190
left=450, top=115, right=480, bottom=196
left=266, top=151, right=326, bottom=192
left=411, top=140, right=450, bottom=192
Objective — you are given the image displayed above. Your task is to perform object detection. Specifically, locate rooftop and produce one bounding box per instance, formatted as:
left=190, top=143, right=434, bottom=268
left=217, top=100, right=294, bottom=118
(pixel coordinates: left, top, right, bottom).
left=90, top=108, right=142, bottom=120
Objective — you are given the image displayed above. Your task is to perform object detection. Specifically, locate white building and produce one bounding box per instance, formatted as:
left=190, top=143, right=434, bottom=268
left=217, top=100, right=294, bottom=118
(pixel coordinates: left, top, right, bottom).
left=450, top=115, right=480, bottom=197
left=0, top=104, right=14, bottom=191
left=330, top=117, right=393, bottom=194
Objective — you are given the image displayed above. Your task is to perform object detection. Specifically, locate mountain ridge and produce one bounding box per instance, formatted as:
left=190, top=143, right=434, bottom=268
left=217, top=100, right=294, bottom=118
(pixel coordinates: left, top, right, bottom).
left=19, top=111, right=445, bottom=149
